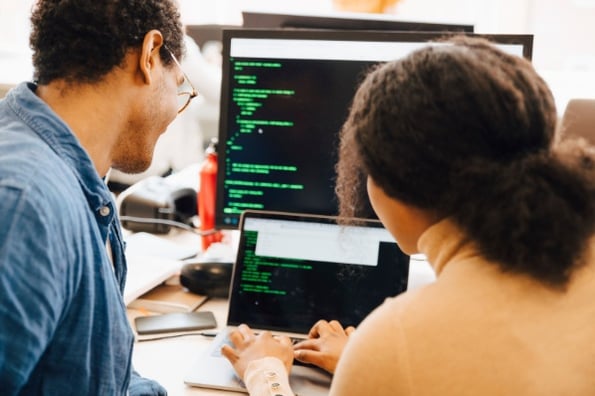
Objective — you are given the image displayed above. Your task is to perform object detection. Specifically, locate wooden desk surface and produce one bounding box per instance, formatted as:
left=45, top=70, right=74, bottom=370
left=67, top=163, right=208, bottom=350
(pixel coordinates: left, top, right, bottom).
left=129, top=295, right=242, bottom=395
left=127, top=250, right=434, bottom=395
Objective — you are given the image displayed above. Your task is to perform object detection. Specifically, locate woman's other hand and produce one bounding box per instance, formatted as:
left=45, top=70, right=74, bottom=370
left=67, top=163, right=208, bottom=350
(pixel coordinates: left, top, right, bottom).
left=293, top=319, right=355, bottom=373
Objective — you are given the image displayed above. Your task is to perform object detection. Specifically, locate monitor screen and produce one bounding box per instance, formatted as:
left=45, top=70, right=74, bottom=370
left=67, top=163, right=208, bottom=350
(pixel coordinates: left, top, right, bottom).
left=242, top=10, right=474, bottom=33
left=215, top=29, right=533, bottom=228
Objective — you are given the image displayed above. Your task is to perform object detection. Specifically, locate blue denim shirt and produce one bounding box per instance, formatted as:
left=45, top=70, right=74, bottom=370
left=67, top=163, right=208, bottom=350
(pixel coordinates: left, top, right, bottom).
left=0, top=83, right=166, bottom=395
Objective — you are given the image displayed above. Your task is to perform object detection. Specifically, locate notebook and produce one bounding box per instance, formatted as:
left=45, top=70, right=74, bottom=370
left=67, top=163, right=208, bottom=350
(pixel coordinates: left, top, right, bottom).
left=184, top=210, right=410, bottom=394
left=123, top=254, right=182, bottom=306
left=123, top=232, right=200, bottom=306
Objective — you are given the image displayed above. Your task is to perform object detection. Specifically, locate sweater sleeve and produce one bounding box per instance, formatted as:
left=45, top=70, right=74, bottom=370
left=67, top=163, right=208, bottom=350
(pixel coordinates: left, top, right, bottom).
left=244, top=357, right=295, bottom=396
left=329, top=297, right=413, bottom=396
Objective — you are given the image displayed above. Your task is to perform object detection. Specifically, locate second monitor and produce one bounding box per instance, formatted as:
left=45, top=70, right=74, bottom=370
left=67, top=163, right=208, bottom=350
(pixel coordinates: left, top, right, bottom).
left=242, top=10, right=474, bottom=33
left=215, top=29, right=533, bottom=228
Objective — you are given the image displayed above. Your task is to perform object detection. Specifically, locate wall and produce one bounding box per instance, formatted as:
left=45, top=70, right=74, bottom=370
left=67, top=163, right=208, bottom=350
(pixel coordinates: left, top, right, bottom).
left=1, top=0, right=595, bottom=106
left=2, top=0, right=593, bottom=72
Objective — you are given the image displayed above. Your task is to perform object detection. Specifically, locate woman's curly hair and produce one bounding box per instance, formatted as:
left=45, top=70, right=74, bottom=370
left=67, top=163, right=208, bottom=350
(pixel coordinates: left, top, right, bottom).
left=336, top=35, right=595, bottom=287
left=30, top=0, right=184, bottom=84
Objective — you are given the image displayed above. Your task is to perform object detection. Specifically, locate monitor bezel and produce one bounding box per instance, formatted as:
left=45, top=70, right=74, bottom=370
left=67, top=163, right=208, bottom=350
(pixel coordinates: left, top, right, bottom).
left=242, top=10, right=474, bottom=33
left=215, top=28, right=534, bottom=229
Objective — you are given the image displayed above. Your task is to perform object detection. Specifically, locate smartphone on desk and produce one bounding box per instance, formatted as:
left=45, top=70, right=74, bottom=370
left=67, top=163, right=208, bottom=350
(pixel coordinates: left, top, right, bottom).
left=135, top=311, right=217, bottom=335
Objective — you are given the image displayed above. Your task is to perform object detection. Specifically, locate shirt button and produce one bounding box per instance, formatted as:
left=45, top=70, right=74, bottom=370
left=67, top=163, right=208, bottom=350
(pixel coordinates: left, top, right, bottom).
left=265, top=371, right=277, bottom=379
left=99, top=206, right=111, bottom=217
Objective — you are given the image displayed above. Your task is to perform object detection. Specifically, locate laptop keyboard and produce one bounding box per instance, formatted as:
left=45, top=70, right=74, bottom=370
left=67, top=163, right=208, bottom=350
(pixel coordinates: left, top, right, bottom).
left=211, top=333, right=305, bottom=358
left=210, top=334, right=233, bottom=358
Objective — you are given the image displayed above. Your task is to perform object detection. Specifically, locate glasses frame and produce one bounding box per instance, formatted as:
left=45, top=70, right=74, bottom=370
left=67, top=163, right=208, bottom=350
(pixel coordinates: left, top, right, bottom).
left=164, top=45, right=198, bottom=114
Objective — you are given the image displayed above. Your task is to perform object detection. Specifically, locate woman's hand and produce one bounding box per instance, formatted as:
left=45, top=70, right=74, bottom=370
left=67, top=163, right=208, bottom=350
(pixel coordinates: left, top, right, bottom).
left=293, top=319, right=355, bottom=374
left=221, top=324, right=294, bottom=379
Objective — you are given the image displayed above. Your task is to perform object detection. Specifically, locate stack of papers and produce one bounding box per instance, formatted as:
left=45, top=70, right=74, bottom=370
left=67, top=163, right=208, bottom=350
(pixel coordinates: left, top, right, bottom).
left=123, top=232, right=200, bottom=305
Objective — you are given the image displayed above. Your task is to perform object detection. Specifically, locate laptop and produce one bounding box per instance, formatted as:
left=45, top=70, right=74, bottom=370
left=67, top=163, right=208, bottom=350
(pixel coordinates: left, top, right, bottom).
left=184, top=210, right=410, bottom=394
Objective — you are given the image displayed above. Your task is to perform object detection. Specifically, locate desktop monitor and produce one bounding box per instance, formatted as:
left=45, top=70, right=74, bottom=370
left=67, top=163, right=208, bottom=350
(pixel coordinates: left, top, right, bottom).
left=215, top=29, right=534, bottom=229
left=242, top=10, right=474, bottom=33
left=185, top=24, right=239, bottom=48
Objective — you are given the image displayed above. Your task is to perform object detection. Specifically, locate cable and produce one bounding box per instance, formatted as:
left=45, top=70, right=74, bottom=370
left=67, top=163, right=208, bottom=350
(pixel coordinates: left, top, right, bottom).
left=119, top=215, right=218, bottom=236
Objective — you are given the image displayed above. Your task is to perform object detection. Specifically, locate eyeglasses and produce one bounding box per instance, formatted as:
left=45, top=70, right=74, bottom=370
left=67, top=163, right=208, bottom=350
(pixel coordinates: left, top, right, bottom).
left=164, top=46, right=198, bottom=114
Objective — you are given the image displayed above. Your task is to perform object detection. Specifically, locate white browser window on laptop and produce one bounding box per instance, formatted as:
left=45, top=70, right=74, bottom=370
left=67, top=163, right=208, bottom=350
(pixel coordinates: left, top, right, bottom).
left=184, top=210, right=409, bottom=394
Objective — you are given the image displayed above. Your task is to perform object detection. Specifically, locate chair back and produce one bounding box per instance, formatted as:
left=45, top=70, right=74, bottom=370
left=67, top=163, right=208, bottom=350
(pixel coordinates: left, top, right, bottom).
left=559, top=98, right=595, bottom=146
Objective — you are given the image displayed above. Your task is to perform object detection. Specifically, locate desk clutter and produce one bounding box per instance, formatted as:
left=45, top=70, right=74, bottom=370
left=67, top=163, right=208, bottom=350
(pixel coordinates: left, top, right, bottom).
left=123, top=255, right=183, bottom=305
left=128, top=284, right=208, bottom=314
left=179, top=260, right=233, bottom=298
left=134, top=311, right=217, bottom=335
left=125, top=232, right=200, bottom=260
left=117, top=175, right=197, bottom=234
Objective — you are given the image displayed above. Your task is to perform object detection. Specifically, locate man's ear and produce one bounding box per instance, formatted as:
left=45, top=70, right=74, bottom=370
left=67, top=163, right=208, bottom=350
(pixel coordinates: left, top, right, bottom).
left=139, top=29, right=165, bottom=85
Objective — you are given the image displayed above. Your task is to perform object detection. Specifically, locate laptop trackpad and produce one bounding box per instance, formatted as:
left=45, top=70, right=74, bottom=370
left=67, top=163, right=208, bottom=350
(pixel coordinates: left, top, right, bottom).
left=184, top=351, right=331, bottom=395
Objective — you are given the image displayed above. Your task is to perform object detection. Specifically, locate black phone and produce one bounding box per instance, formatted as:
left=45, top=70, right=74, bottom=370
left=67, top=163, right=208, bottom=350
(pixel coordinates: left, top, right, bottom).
left=134, top=311, right=217, bottom=335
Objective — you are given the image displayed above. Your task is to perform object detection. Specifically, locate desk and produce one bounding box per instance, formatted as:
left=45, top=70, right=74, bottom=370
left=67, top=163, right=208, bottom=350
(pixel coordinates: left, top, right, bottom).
left=129, top=296, right=238, bottom=395
left=128, top=256, right=435, bottom=395
left=126, top=227, right=238, bottom=395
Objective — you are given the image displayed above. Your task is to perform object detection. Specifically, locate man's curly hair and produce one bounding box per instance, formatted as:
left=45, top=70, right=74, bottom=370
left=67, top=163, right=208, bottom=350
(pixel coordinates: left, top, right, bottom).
left=30, top=0, right=184, bottom=84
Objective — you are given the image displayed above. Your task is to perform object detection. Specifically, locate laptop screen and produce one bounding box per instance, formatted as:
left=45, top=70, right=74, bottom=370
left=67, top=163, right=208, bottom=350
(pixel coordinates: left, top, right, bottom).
left=227, top=211, right=410, bottom=334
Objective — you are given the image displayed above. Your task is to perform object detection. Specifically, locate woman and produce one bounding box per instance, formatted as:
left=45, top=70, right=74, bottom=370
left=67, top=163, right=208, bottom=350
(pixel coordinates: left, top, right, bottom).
left=221, top=35, right=595, bottom=395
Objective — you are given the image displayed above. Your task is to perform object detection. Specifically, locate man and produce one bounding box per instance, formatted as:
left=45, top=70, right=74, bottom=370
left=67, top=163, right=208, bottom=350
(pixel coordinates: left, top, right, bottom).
left=0, top=1, right=195, bottom=394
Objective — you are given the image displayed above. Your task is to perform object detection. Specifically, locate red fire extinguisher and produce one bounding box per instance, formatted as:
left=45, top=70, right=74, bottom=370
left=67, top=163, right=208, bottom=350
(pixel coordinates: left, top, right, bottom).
left=198, top=138, right=223, bottom=251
